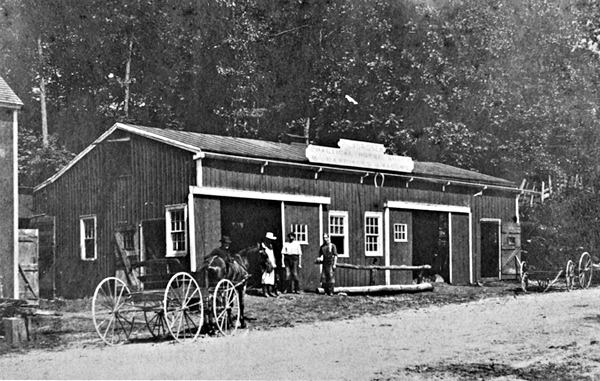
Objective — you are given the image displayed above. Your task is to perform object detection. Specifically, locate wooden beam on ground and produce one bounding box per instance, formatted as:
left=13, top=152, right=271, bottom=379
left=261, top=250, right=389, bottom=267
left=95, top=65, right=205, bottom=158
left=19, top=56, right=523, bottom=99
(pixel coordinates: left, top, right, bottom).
left=315, top=283, right=434, bottom=295
left=335, top=263, right=431, bottom=271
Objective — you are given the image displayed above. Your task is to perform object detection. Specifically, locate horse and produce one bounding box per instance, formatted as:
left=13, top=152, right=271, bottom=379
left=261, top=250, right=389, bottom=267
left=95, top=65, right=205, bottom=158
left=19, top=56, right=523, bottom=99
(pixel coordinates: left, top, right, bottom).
left=197, top=244, right=263, bottom=331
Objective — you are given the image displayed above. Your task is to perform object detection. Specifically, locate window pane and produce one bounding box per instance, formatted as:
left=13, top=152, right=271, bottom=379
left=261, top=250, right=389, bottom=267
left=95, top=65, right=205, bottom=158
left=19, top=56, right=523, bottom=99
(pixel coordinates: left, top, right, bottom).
left=85, top=238, right=95, bottom=259
left=168, top=207, right=186, bottom=253
left=81, top=217, right=96, bottom=260
left=123, top=231, right=135, bottom=250
left=291, top=224, right=308, bottom=243
left=331, top=236, right=344, bottom=255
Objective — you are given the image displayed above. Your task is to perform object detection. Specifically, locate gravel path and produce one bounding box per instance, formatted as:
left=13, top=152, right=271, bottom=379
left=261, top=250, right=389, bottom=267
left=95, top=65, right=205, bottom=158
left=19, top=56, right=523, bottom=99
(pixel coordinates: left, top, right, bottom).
left=2, top=288, right=600, bottom=380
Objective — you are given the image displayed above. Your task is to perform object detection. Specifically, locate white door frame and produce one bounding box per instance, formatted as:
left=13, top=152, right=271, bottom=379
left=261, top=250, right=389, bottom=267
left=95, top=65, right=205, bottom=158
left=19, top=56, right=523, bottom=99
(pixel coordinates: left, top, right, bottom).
left=384, top=201, right=473, bottom=284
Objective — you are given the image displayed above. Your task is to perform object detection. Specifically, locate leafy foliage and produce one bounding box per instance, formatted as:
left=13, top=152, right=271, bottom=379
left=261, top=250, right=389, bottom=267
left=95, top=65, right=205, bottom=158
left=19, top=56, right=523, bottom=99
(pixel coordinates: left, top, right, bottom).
left=3, top=0, right=600, bottom=252
left=18, top=128, right=74, bottom=187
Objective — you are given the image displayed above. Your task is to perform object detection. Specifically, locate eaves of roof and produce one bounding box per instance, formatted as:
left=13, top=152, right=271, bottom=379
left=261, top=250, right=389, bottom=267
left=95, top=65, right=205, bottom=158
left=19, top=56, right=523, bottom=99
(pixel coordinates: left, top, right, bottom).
left=0, top=76, right=23, bottom=109
left=35, top=122, right=516, bottom=191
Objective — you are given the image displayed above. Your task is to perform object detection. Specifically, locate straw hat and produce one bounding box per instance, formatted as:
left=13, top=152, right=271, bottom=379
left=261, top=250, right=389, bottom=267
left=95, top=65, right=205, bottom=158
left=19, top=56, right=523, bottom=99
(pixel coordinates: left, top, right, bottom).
left=265, top=232, right=277, bottom=240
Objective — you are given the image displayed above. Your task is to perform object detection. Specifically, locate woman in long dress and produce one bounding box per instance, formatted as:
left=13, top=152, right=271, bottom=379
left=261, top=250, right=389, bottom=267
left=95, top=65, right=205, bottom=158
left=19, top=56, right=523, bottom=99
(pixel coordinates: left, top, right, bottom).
left=261, top=232, right=278, bottom=297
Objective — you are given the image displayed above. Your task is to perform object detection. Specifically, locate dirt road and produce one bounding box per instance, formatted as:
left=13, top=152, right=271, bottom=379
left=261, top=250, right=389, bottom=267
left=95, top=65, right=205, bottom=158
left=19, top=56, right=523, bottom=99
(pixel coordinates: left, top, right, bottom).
left=2, top=288, right=600, bottom=380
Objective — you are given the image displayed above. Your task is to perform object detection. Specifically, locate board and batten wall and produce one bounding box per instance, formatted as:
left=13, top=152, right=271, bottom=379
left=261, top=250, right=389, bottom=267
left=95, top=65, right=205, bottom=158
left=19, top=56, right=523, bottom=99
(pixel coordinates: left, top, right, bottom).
left=200, top=158, right=518, bottom=286
left=34, top=133, right=195, bottom=298
left=34, top=129, right=518, bottom=297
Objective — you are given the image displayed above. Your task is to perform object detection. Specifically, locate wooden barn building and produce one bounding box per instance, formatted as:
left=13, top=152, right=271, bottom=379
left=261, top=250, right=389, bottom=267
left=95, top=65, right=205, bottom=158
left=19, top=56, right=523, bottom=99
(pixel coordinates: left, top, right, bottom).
left=33, top=123, right=522, bottom=298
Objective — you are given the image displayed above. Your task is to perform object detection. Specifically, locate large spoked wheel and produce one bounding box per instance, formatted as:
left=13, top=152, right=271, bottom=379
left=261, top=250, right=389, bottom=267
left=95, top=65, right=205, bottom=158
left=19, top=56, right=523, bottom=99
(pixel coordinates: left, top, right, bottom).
left=92, top=277, right=136, bottom=345
left=143, top=300, right=168, bottom=338
left=213, top=279, right=241, bottom=336
left=164, top=272, right=204, bottom=343
left=565, top=260, right=575, bottom=292
left=520, top=261, right=528, bottom=292
left=579, top=252, right=593, bottom=289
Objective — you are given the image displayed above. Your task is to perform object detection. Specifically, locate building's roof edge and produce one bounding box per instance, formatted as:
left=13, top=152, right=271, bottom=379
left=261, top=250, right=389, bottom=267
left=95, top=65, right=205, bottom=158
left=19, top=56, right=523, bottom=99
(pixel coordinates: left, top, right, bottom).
left=0, top=76, right=24, bottom=107
left=34, top=123, right=516, bottom=192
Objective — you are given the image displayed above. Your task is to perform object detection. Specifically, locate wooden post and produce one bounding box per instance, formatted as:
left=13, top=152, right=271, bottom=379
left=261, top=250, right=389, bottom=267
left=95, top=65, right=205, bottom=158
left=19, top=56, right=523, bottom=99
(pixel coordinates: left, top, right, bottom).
left=369, top=268, right=377, bottom=286
left=3, top=317, right=27, bottom=344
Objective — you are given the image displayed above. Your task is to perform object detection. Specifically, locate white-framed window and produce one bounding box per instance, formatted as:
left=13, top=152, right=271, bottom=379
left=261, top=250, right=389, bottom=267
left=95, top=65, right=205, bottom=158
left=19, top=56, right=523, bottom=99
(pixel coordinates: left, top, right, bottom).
left=329, top=211, right=349, bottom=258
left=166, top=204, right=188, bottom=257
left=80, top=215, right=97, bottom=261
left=394, top=223, right=408, bottom=242
left=290, top=224, right=308, bottom=244
left=364, top=212, right=383, bottom=256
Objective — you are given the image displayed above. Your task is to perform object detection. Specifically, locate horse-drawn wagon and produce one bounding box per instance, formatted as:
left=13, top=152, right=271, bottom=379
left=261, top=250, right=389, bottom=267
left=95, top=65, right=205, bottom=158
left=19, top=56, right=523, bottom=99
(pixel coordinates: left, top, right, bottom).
left=92, top=246, right=258, bottom=345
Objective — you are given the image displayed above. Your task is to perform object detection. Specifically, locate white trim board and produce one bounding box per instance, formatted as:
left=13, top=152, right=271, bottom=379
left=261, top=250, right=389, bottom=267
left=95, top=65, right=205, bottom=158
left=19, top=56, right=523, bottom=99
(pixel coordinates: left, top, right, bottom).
left=385, top=201, right=470, bottom=214
left=190, top=186, right=331, bottom=205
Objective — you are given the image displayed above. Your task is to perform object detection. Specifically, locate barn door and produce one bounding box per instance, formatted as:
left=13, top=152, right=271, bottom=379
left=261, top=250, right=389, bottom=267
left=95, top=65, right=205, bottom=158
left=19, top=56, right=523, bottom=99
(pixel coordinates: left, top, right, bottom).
left=388, top=210, right=412, bottom=284
left=284, top=203, right=321, bottom=291
left=481, top=220, right=500, bottom=278
left=413, top=211, right=449, bottom=282
left=451, top=213, right=471, bottom=284
left=29, top=215, right=55, bottom=299
left=18, top=229, right=39, bottom=300
left=221, top=198, right=282, bottom=288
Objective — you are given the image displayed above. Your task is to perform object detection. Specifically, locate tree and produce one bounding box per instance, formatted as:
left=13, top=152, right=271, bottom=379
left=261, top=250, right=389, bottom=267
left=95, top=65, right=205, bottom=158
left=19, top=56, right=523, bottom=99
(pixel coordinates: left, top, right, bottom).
left=18, top=127, right=74, bottom=188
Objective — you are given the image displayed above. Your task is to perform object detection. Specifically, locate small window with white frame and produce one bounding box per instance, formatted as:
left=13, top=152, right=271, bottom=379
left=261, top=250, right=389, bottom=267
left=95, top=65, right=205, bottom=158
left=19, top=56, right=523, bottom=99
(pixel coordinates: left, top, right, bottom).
left=365, top=212, right=383, bottom=256
left=290, top=224, right=308, bottom=244
left=394, top=223, right=408, bottom=242
left=166, top=204, right=188, bottom=257
left=80, top=215, right=97, bottom=261
left=329, top=211, right=349, bottom=258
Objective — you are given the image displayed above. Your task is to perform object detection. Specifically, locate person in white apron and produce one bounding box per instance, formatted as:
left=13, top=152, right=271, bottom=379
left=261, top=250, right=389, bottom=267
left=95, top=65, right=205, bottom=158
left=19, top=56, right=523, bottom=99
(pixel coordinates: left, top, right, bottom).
left=261, top=232, right=278, bottom=297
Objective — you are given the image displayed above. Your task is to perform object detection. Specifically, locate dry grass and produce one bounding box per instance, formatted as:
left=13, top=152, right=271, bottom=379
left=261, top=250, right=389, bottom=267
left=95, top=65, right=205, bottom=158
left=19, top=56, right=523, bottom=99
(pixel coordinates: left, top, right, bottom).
left=0, top=280, right=525, bottom=356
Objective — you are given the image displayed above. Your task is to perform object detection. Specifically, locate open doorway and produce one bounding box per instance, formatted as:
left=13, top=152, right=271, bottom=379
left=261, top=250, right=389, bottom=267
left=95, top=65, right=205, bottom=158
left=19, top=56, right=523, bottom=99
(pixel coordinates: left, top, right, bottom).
left=221, top=198, right=282, bottom=287
left=412, top=210, right=450, bottom=282
left=480, top=219, right=500, bottom=278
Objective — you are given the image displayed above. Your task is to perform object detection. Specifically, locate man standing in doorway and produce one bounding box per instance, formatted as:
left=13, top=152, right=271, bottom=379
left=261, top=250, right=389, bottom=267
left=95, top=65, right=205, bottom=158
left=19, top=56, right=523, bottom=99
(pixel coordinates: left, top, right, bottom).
left=317, top=233, right=338, bottom=296
left=282, top=232, right=302, bottom=293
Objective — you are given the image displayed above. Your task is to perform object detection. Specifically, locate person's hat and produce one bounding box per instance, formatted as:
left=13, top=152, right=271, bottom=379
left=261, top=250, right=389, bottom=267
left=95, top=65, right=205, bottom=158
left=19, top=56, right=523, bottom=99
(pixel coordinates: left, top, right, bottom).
left=220, top=236, right=232, bottom=244
left=265, top=232, right=277, bottom=240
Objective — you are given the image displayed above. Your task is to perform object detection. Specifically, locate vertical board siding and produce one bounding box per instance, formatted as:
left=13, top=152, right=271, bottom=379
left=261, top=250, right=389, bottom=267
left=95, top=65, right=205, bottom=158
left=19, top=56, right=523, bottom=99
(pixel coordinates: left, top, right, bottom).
left=33, top=133, right=195, bottom=298
left=203, top=160, right=518, bottom=287
left=34, top=136, right=518, bottom=296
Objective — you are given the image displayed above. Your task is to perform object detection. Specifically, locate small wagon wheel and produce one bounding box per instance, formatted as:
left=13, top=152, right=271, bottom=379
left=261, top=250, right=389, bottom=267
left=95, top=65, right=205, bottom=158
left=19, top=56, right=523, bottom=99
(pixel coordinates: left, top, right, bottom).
left=143, top=300, right=168, bottom=338
left=92, top=277, right=136, bottom=345
left=212, top=279, right=241, bottom=336
left=565, top=260, right=575, bottom=292
left=520, top=261, right=529, bottom=292
left=163, top=272, right=204, bottom=343
left=579, top=252, right=593, bottom=289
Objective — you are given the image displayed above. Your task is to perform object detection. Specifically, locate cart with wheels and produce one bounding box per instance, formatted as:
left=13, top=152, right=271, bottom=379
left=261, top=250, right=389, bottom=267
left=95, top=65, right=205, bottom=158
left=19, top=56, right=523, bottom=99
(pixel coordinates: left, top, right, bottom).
left=517, top=249, right=596, bottom=293
left=517, top=257, right=574, bottom=293
left=91, top=258, right=243, bottom=345
left=578, top=251, right=594, bottom=289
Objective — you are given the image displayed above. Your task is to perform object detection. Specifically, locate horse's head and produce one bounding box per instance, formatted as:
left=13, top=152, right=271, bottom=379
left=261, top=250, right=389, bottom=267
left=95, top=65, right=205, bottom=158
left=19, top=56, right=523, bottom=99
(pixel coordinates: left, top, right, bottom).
left=234, top=243, right=264, bottom=270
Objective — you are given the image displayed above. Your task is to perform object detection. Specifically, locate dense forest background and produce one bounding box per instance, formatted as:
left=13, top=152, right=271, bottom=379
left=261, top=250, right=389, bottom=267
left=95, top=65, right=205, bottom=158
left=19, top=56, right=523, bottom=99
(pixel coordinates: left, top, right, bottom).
left=3, top=0, right=600, bottom=255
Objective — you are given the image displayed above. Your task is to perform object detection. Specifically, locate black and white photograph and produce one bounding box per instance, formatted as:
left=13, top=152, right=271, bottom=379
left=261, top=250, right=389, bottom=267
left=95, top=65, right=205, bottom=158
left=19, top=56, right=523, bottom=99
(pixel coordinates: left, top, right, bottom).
left=1, top=0, right=600, bottom=379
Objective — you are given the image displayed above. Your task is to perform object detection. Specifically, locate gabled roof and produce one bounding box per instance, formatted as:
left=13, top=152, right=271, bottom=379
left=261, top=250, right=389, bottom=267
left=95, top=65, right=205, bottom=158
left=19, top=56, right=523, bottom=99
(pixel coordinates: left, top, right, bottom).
left=0, top=76, right=23, bottom=109
left=36, top=122, right=517, bottom=191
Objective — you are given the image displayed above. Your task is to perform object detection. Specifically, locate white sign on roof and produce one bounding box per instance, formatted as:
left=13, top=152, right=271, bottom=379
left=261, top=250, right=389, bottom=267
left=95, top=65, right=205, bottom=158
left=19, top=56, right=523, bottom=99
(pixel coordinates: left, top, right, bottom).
left=305, top=139, right=414, bottom=173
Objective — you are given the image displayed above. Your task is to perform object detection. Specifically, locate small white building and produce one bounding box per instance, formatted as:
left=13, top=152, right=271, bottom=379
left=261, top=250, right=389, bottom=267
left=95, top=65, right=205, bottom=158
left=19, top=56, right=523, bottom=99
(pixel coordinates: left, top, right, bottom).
left=0, top=76, right=23, bottom=299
